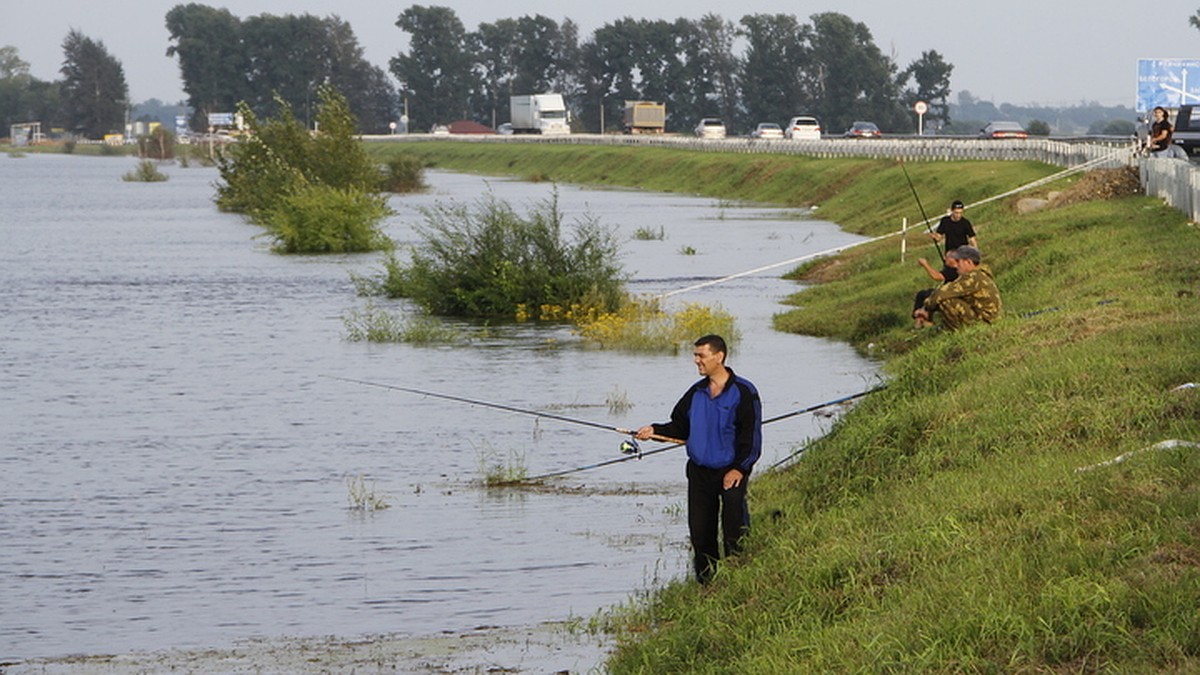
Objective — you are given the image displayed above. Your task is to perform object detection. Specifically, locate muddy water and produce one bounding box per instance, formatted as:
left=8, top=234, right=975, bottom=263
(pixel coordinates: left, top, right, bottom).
left=0, top=154, right=877, bottom=661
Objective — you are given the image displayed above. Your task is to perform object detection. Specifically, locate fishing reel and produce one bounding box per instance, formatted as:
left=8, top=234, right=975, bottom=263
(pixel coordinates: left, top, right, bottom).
left=619, top=438, right=642, bottom=458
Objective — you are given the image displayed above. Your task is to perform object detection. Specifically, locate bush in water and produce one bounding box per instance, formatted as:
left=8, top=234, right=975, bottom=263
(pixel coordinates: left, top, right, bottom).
left=216, top=85, right=392, bottom=253
left=381, top=154, right=426, bottom=193
left=396, top=192, right=626, bottom=317
left=122, top=159, right=168, bottom=182
left=261, top=184, right=390, bottom=254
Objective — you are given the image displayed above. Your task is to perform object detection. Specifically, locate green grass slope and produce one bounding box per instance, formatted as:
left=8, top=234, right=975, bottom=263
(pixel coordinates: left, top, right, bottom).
left=376, top=142, right=1200, bottom=672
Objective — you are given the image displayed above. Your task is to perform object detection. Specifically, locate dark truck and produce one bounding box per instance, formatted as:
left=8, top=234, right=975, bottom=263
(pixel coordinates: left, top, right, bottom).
left=1171, top=105, right=1200, bottom=156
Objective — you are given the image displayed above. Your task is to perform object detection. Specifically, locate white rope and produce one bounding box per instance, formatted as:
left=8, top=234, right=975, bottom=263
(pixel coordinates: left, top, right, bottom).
left=1075, top=439, right=1200, bottom=473
left=658, top=148, right=1130, bottom=299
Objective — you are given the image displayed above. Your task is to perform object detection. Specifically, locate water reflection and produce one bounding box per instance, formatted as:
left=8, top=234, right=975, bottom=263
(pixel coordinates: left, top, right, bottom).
left=0, top=154, right=876, bottom=660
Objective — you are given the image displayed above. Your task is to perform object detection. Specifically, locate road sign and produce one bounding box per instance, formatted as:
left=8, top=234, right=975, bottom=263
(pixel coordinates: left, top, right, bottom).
left=914, top=101, right=928, bottom=115
left=208, top=112, right=235, bottom=126
left=1137, top=59, right=1200, bottom=111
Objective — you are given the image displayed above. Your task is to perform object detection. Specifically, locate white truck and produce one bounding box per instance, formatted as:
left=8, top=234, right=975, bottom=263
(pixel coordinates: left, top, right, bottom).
left=509, top=94, right=570, bottom=135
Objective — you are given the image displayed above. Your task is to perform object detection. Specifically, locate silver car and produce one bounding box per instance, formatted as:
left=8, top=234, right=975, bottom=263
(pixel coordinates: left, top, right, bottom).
left=694, top=118, right=727, bottom=139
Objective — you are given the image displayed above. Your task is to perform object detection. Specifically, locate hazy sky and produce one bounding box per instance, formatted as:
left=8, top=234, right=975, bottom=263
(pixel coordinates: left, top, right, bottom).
left=6, top=0, right=1200, bottom=110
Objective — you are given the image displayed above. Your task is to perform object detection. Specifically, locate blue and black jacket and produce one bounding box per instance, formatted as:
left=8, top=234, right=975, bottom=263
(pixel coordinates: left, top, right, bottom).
left=653, top=368, right=762, bottom=473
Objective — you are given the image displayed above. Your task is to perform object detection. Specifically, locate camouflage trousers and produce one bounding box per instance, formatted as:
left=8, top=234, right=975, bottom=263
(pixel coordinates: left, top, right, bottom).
left=940, top=297, right=993, bottom=331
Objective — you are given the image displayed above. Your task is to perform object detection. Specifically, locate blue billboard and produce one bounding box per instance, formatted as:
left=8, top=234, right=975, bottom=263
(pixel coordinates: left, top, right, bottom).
left=1138, top=58, right=1200, bottom=111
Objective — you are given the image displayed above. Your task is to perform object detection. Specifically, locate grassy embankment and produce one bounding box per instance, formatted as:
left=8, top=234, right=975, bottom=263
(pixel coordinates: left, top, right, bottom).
left=398, top=142, right=1200, bottom=670
left=12, top=138, right=1193, bottom=667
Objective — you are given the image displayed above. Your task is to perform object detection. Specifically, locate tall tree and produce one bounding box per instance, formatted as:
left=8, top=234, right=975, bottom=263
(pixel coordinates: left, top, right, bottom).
left=802, top=12, right=904, bottom=132
left=59, top=30, right=128, bottom=138
left=674, top=15, right=739, bottom=132
left=390, top=5, right=474, bottom=131
left=579, top=18, right=643, bottom=132
left=472, top=18, right=519, bottom=126
left=168, top=6, right=396, bottom=133
left=739, top=14, right=808, bottom=130
left=242, top=13, right=330, bottom=123
left=903, top=50, right=954, bottom=130
left=166, top=4, right=250, bottom=129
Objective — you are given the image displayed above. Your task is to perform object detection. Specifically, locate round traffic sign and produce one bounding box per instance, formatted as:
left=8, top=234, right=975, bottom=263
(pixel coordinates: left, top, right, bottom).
left=914, top=101, right=929, bottom=115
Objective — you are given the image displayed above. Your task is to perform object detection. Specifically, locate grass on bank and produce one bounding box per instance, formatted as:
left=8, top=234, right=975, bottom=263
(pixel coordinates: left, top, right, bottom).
left=386, top=142, right=1200, bottom=671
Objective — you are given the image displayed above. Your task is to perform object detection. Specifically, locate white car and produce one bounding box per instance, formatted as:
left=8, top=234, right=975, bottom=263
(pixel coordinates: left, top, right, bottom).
left=785, top=116, right=821, bottom=140
left=751, top=122, right=784, bottom=139
left=694, top=118, right=727, bottom=139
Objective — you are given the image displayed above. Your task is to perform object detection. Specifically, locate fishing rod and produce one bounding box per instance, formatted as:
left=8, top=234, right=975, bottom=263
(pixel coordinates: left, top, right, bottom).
left=898, top=158, right=945, bottom=264
left=512, top=384, right=886, bottom=484
left=321, top=375, right=684, bottom=445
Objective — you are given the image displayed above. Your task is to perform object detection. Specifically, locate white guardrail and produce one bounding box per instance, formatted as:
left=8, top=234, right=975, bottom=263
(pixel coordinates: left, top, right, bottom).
left=365, top=133, right=1199, bottom=222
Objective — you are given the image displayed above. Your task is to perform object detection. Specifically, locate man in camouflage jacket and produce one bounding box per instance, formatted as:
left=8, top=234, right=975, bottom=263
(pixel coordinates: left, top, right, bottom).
left=914, top=246, right=1001, bottom=330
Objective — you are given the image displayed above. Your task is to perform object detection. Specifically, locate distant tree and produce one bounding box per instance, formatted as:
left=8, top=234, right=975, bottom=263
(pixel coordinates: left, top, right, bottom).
left=0, top=45, right=32, bottom=130
left=579, top=19, right=643, bottom=132
left=166, top=4, right=251, bottom=130
left=675, top=15, right=739, bottom=132
left=903, top=50, right=953, bottom=129
left=471, top=15, right=579, bottom=128
left=390, top=5, right=475, bottom=131
left=1026, top=119, right=1050, bottom=136
left=471, top=18, right=519, bottom=126
left=739, top=14, right=807, bottom=131
left=803, top=12, right=904, bottom=133
left=168, top=7, right=396, bottom=133
left=59, top=30, right=128, bottom=138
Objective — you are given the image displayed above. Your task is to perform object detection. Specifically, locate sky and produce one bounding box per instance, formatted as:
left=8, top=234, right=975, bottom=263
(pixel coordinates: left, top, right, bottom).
left=5, top=0, right=1200, bottom=110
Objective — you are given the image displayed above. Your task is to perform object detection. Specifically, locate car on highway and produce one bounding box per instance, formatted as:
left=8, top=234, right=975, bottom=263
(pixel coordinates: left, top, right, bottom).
left=751, top=122, right=784, bottom=139
left=694, top=117, right=727, bottom=139
left=980, top=121, right=1028, bottom=139
left=785, top=116, right=821, bottom=140
left=844, top=121, right=882, bottom=138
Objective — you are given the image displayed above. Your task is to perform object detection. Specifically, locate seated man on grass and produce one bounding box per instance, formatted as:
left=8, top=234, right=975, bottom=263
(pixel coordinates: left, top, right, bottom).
left=912, top=248, right=960, bottom=328
left=913, top=246, right=1001, bottom=330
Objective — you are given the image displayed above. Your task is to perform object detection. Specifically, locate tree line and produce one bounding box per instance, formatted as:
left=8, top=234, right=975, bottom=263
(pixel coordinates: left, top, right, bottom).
left=0, top=4, right=954, bottom=139
left=393, top=6, right=953, bottom=135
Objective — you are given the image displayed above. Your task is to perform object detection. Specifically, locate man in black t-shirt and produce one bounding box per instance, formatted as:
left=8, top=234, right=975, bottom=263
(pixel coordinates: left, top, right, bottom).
left=930, top=199, right=977, bottom=252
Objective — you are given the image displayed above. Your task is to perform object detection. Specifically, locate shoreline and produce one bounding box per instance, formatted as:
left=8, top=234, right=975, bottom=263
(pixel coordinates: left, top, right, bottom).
left=2, top=621, right=611, bottom=674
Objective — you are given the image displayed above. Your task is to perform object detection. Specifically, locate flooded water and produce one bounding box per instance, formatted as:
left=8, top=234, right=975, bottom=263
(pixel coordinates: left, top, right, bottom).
left=0, top=154, right=877, bottom=661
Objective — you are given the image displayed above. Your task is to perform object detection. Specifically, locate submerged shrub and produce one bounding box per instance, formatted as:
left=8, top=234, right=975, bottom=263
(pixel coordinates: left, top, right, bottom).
left=122, top=159, right=168, bottom=182
left=216, top=85, right=392, bottom=253
left=396, top=193, right=626, bottom=317
left=261, top=184, right=391, bottom=253
left=381, top=154, right=426, bottom=193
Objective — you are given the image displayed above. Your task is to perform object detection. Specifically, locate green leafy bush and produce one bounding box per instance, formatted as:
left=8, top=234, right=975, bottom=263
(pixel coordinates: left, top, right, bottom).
left=381, top=154, right=426, bottom=193
left=395, top=193, right=626, bottom=317
left=215, top=85, right=392, bottom=253
left=261, top=184, right=391, bottom=253
left=122, top=159, right=168, bottom=182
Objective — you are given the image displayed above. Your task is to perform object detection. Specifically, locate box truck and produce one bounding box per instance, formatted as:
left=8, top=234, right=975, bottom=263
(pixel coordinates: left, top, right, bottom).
left=509, top=94, right=570, bottom=135
left=623, top=101, right=666, bottom=134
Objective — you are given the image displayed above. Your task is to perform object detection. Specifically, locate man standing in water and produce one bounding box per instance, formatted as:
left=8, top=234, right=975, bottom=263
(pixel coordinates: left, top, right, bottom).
left=636, top=334, right=762, bottom=584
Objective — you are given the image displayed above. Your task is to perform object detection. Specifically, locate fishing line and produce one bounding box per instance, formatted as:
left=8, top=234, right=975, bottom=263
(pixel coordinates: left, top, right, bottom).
left=321, top=375, right=683, bottom=444
left=512, top=384, right=886, bottom=484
